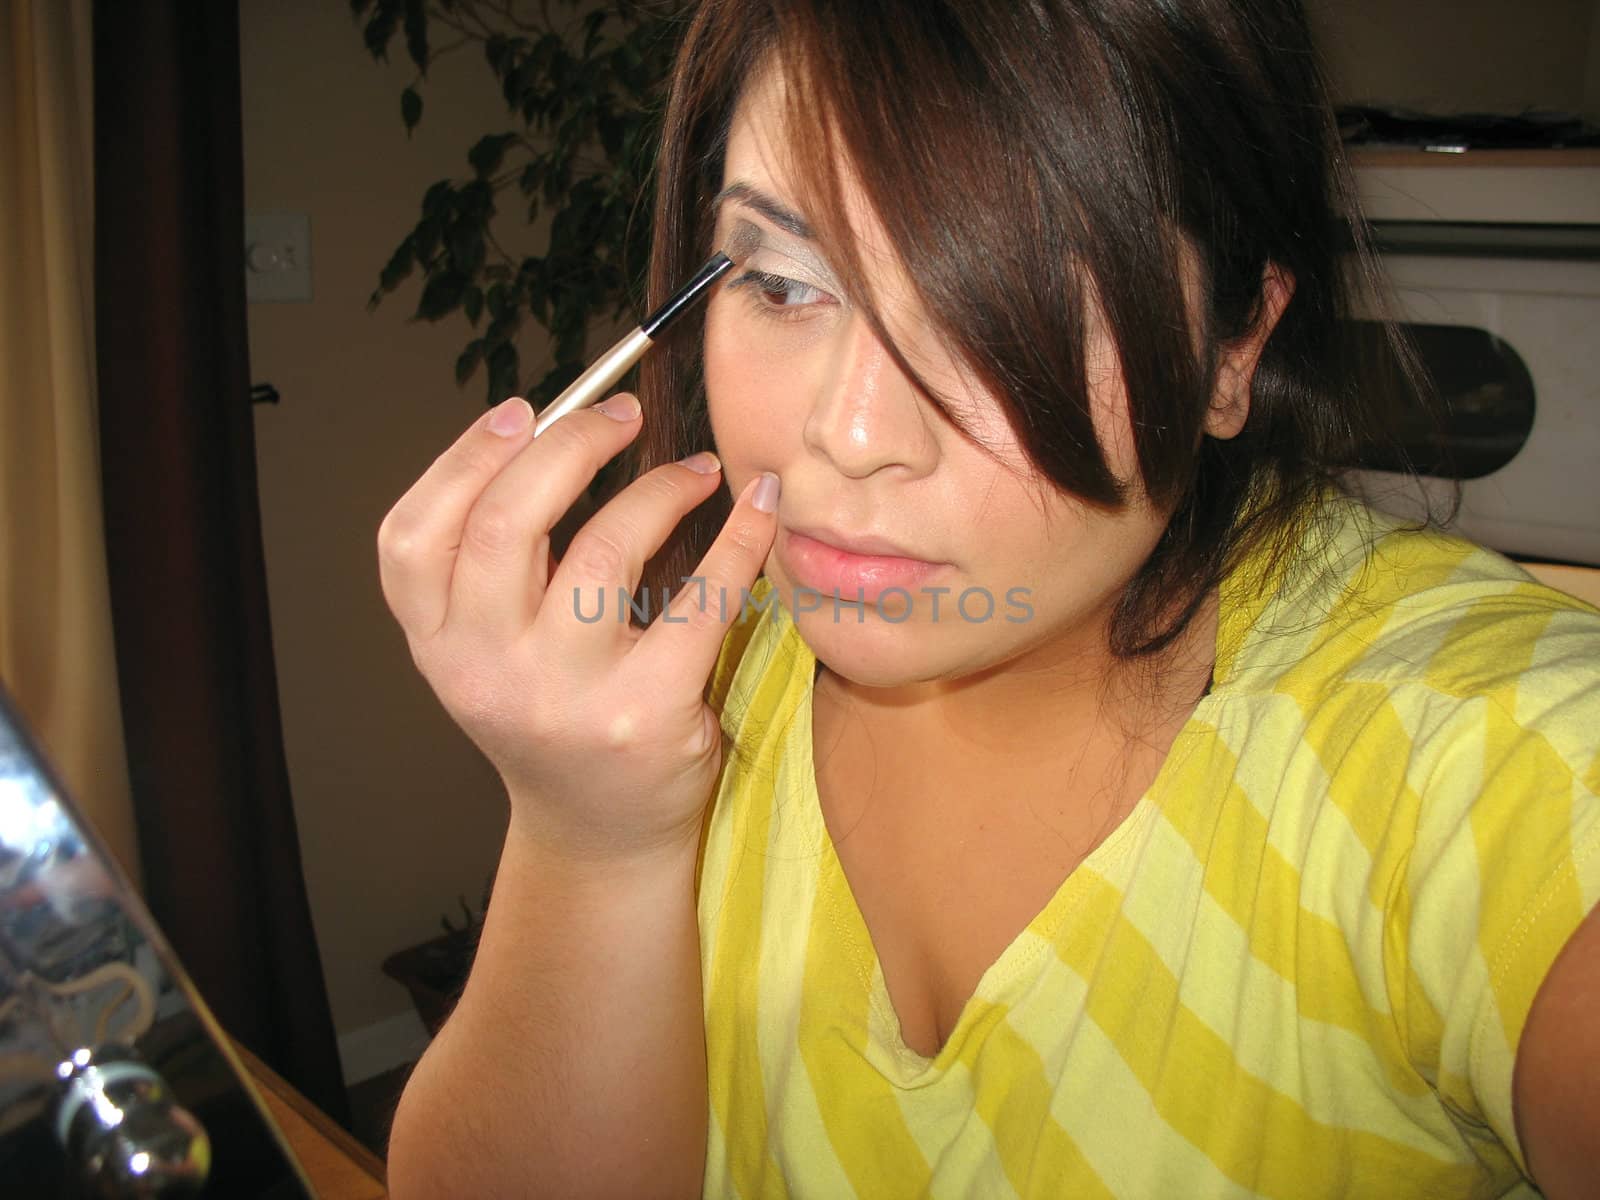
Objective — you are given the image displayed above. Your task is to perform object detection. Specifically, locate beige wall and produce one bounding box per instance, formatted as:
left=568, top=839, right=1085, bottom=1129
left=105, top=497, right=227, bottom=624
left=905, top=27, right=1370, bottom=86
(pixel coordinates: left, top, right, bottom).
left=1309, top=0, right=1600, bottom=120
left=239, top=0, right=530, bottom=1042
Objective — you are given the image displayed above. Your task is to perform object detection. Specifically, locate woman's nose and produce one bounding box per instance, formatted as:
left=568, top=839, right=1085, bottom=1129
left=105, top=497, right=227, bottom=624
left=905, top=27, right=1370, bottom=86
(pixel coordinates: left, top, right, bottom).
left=802, top=313, right=937, bottom=479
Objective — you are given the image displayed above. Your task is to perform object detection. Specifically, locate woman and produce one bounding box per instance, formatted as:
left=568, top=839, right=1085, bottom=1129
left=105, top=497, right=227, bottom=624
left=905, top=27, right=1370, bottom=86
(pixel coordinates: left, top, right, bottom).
left=378, top=1, right=1600, bottom=1196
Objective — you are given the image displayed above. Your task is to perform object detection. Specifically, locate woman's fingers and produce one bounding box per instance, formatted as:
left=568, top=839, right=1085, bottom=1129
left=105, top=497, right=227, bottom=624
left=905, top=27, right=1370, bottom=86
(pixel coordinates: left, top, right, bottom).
left=542, top=450, right=728, bottom=659
left=377, top=397, right=538, bottom=634
left=382, top=389, right=777, bottom=788
left=444, top=395, right=645, bottom=640
left=634, top=471, right=780, bottom=687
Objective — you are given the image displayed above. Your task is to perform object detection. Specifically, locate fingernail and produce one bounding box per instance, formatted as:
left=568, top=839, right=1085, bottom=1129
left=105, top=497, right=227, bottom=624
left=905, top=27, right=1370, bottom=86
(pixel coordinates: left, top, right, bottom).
left=594, top=393, right=641, bottom=421
left=752, top=472, right=780, bottom=513
left=678, top=451, right=721, bottom=475
left=487, top=397, right=533, bottom=437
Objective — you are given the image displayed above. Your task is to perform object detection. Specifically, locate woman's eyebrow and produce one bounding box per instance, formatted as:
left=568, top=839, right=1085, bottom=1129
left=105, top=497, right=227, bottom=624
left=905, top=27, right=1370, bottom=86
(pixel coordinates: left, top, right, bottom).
left=713, top=181, right=814, bottom=240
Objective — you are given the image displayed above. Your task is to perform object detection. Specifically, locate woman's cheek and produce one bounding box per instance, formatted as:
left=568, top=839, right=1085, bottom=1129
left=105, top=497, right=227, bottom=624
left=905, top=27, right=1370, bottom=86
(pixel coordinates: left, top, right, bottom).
left=704, top=296, right=839, bottom=486
left=703, top=306, right=770, bottom=489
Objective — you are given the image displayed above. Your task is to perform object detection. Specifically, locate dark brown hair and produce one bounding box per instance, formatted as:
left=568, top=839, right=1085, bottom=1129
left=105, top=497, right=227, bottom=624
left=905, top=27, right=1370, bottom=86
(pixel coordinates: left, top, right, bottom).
left=630, top=0, right=1396, bottom=657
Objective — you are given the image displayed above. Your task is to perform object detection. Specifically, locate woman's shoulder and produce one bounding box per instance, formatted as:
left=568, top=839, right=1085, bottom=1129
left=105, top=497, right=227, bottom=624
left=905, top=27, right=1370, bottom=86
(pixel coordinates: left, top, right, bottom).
left=1205, top=490, right=1599, bottom=818
left=1217, top=490, right=1600, bottom=713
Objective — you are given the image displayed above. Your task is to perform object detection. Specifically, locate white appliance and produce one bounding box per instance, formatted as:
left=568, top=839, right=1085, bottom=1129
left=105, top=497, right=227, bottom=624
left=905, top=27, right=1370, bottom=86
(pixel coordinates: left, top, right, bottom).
left=1350, top=153, right=1600, bottom=567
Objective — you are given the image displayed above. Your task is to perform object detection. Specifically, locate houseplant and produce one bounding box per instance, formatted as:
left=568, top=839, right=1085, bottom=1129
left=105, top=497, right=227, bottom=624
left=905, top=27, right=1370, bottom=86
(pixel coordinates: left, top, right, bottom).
left=380, top=893, right=485, bottom=1036
left=352, top=0, right=689, bottom=407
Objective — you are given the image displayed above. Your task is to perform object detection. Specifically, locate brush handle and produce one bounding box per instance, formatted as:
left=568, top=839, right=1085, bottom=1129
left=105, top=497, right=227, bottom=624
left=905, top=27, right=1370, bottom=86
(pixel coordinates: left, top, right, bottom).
left=532, top=327, right=654, bottom=438
left=531, top=249, right=737, bottom=437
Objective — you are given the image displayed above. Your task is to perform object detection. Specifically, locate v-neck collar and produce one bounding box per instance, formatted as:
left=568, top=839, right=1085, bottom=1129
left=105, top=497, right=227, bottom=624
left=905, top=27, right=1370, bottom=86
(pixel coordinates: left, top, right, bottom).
left=794, top=631, right=1178, bottom=1082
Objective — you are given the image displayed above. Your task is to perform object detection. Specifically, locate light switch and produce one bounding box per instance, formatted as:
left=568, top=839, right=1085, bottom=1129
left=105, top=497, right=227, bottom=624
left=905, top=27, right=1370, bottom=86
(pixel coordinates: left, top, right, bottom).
left=244, top=211, right=312, bottom=303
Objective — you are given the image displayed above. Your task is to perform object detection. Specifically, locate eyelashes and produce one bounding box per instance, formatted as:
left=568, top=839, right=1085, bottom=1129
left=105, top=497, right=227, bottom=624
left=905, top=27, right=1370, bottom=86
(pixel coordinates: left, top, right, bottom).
left=725, top=268, right=835, bottom=321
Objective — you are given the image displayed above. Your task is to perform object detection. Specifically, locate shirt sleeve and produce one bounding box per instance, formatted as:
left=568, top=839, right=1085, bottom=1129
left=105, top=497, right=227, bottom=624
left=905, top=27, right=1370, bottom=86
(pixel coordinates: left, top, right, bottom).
left=1393, top=592, right=1600, bottom=1176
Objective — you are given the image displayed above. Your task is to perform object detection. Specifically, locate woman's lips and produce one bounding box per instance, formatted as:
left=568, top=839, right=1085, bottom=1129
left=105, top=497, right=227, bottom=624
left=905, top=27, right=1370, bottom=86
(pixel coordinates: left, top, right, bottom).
left=777, top=526, right=947, bottom=606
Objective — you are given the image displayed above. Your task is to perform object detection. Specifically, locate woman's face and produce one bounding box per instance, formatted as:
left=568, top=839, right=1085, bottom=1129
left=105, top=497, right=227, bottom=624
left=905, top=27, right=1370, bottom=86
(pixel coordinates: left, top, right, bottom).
left=702, top=66, right=1177, bottom=689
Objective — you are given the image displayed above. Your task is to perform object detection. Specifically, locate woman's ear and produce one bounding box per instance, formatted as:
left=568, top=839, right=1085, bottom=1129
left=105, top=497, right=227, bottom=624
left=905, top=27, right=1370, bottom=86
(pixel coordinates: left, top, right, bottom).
left=1205, top=262, right=1295, bottom=441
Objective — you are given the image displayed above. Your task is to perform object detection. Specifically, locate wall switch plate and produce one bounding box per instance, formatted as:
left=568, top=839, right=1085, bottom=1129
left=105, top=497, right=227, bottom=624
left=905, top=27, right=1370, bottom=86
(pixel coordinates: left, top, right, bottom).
left=244, top=211, right=312, bottom=303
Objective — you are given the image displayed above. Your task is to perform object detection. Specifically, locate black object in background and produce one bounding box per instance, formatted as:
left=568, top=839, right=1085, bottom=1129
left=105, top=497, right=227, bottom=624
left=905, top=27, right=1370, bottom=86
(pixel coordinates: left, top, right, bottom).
left=1338, top=105, right=1600, bottom=149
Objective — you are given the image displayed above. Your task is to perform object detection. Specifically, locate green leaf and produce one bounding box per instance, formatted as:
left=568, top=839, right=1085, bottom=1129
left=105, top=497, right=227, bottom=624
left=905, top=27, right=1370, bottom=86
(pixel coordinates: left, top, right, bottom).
left=459, top=179, right=494, bottom=222
left=447, top=221, right=485, bottom=276
left=401, top=86, right=422, bottom=134
left=403, top=0, right=428, bottom=72
left=463, top=286, right=484, bottom=326
left=553, top=322, right=586, bottom=366
left=485, top=35, right=510, bottom=78
left=503, top=60, right=532, bottom=114
left=415, top=271, right=469, bottom=321
left=412, top=215, right=441, bottom=264
left=523, top=264, right=549, bottom=324
left=519, top=159, right=545, bottom=196
left=547, top=44, right=575, bottom=93
left=467, top=133, right=518, bottom=178
left=486, top=314, right=519, bottom=344
left=362, top=8, right=398, bottom=60
left=421, top=180, right=453, bottom=219
left=487, top=342, right=520, bottom=405
left=378, top=236, right=415, bottom=292
left=486, top=283, right=510, bottom=323
left=543, top=155, right=572, bottom=205
left=582, top=10, right=608, bottom=56
left=555, top=107, right=589, bottom=150
left=532, top=33, right=562, bottom=74
left=455, top=338, right=485, bottom=385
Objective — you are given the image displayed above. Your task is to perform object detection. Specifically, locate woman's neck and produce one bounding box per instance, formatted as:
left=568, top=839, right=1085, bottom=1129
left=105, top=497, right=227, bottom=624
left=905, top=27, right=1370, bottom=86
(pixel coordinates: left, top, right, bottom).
left=813, top=590, right=1219, bottom=763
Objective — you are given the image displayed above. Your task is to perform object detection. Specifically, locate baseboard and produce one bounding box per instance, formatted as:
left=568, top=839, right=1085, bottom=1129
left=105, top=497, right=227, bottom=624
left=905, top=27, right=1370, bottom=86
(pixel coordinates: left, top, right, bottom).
left=337, top=1008, right=431, bottom=1087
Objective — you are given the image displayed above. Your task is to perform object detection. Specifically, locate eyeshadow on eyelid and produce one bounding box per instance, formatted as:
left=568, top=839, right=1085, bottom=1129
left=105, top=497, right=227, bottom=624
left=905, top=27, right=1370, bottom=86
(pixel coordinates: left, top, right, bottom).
left=761, top=246, right=841, bottom=293
left=715, top=213, right=844, bottom=297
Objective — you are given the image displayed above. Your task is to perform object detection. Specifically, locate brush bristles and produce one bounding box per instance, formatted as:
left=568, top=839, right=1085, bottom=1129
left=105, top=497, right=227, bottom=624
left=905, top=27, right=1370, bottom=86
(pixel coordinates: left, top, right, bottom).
left=723, top=219, right=763, bottom=267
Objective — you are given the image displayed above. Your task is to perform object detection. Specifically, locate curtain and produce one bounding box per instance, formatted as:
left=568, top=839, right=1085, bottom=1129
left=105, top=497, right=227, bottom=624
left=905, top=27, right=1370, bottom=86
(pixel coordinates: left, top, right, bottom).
left=92, top=1, right=349, bottom=1123
left=0, top=0, right=139, bottom=882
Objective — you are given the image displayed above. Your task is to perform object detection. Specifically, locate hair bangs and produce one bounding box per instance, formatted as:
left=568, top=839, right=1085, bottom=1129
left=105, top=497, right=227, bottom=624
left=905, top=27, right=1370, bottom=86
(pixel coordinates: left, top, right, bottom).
left=769, top=3, right=1135, bottom=508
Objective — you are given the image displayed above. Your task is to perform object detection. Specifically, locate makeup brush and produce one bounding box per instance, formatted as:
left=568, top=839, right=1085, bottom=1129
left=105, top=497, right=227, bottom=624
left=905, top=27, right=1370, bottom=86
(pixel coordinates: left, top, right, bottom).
left=532, top=221, right=762, bottom=437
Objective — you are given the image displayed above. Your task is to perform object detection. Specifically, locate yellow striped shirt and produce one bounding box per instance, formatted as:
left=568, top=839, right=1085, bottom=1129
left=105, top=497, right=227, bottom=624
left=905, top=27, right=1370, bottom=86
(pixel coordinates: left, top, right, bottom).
left=698, top=494, right=1600, bottom=1199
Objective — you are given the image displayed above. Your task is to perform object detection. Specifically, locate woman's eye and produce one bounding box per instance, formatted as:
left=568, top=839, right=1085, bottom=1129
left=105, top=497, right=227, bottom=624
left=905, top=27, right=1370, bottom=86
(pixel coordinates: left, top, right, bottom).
left=728, top=269, right=831, bottom=315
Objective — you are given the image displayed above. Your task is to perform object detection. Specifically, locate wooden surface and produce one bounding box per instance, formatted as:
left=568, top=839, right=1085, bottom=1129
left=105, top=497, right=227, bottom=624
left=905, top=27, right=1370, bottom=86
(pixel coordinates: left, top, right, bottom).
left=234, top=1041, right=388, bottom=1199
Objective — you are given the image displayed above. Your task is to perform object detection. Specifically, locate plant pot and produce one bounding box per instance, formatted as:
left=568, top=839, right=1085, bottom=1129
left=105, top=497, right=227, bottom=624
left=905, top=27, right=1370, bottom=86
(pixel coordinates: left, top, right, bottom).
left=381, top=928, right=477, bottom=1037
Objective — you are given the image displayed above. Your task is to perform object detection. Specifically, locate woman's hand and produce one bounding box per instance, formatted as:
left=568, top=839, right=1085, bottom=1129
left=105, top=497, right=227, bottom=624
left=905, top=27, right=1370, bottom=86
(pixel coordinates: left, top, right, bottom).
left=377, top=392, right=777, bottom=864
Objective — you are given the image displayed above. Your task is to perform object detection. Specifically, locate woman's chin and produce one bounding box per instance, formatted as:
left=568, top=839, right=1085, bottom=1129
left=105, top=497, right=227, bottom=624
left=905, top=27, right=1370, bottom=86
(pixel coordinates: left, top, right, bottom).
left=779, top=593, right=1014, bottom=690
